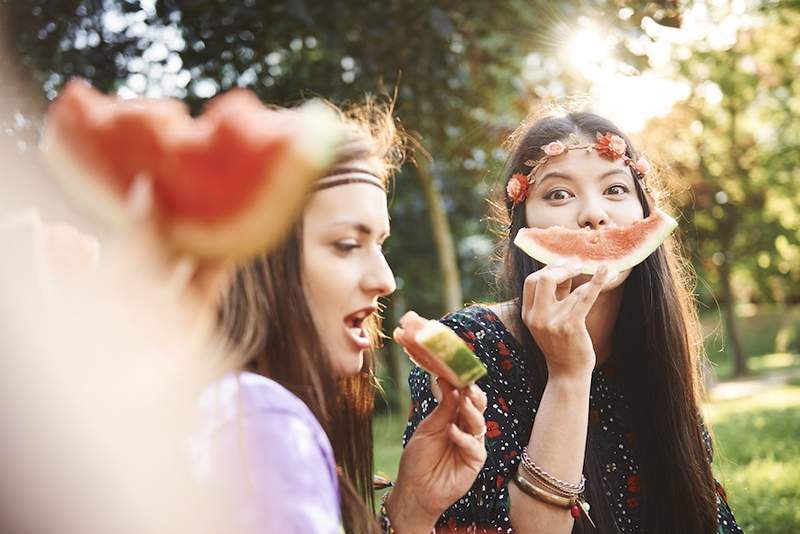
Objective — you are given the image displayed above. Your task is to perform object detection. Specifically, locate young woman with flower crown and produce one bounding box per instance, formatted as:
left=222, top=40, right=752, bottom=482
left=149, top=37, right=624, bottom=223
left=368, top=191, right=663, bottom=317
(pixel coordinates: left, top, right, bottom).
left=402, top=112, right=743, bottom=533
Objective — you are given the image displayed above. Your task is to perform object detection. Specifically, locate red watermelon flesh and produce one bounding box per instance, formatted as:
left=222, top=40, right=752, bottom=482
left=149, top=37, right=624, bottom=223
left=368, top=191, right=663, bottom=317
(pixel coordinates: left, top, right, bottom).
left=513, top=208, right=678, bottom=274
left=40, top=78, right=341, bottom=259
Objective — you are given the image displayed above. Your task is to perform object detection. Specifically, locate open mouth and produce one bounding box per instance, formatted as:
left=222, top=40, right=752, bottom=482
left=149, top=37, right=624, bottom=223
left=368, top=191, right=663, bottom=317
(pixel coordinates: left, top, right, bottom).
left=343, top=307, right=376, bottom=350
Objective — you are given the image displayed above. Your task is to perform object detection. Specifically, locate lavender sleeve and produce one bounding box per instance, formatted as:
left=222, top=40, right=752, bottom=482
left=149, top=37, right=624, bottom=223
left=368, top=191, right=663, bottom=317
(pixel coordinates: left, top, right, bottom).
left=190, top=372, right=341, bottom=534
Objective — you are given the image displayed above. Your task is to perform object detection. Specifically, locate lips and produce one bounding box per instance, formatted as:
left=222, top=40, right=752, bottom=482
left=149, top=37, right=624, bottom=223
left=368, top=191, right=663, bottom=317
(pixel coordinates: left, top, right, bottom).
left=343, top=306, right=376, bottom=350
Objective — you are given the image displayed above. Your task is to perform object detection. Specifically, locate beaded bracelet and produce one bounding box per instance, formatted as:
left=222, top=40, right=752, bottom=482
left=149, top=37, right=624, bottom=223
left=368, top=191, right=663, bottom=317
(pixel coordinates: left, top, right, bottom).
left=378, top=491, right=396, bottom=534
left=521, top=446, right=586, bottom=493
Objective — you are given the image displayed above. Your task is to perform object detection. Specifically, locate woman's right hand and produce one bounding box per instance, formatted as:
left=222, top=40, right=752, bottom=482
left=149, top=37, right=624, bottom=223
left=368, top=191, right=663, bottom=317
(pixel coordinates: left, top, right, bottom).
left=521, top=263, right=615, bottom=379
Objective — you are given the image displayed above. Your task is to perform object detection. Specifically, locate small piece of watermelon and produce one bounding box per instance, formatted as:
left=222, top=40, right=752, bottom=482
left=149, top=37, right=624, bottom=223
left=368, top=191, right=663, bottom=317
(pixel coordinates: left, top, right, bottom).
left=394, top=311, right=487, bottom=388
left=415, top=321, right=487, bottom=387
left=513, top=208, right=678, bottom=274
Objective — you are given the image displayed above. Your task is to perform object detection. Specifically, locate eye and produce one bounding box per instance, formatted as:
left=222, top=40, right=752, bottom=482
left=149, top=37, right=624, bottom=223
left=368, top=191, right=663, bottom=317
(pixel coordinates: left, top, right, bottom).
left=544, top=188, right=573, bottom=201
left=334, top=241, right=359, bottom=253
left=605, top=184, right=629, bottom=196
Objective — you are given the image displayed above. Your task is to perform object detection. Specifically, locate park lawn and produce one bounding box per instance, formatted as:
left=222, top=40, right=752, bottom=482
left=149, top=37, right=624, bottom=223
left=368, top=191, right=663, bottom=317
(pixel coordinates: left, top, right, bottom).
left=704, top=382, right=800, bottom=533
left=373, top=382, right=800, bottom=533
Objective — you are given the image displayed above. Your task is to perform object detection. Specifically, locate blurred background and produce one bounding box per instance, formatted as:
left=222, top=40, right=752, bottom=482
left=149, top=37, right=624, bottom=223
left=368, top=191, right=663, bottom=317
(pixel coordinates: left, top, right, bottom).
left=0, top=1, right=798, bottom=532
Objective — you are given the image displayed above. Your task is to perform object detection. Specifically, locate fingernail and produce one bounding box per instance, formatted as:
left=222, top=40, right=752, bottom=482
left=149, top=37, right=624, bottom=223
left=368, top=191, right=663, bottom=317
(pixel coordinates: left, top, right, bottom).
left=607, top=270, right=620, bottom=283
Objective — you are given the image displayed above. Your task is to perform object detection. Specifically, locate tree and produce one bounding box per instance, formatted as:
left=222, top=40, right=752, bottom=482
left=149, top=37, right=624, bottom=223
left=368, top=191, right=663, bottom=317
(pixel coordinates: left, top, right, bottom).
left=642, top=3, right=800, bottom=376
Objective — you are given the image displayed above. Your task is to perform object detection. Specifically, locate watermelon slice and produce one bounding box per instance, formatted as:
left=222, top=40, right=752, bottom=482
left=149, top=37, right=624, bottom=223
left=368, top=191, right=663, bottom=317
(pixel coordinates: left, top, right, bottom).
left=394, top=311, right=487, bottom=388
left=40, top=78, right=342, bottom=260
left=513, top=208, right=678, bottom=274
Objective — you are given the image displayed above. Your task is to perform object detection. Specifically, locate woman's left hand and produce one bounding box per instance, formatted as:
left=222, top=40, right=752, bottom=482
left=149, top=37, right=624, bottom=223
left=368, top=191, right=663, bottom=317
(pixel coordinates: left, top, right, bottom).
left=387, top=380, right=487, bottom=533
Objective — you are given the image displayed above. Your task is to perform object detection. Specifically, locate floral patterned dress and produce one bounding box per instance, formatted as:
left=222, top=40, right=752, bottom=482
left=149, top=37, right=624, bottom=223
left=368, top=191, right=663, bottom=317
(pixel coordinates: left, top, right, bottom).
left=402, top=306, right=743, bottom=533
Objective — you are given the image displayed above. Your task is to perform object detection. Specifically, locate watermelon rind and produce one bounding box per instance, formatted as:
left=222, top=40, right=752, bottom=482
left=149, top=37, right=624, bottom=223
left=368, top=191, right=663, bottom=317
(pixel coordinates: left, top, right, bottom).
left=513, top=210, right=678, bottom=275
left=415, top=321, right=487, bottom=387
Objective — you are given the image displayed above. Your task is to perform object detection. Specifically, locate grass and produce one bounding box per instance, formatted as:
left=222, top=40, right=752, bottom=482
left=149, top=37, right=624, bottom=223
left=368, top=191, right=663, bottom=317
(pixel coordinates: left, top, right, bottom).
left=704, top=385, right=800, bottom=533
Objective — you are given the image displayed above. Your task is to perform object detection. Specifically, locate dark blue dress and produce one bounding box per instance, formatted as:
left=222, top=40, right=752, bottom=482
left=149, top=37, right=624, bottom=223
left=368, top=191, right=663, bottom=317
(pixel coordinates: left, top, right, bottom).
left=403, top=305, right=743, bottom=533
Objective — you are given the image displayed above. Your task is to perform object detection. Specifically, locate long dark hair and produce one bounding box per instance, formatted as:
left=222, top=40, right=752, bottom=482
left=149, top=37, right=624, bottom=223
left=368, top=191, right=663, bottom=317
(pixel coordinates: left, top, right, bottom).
left=218, top=100, right=404, bottom=534
left=496, top=111, right=718, bottom=533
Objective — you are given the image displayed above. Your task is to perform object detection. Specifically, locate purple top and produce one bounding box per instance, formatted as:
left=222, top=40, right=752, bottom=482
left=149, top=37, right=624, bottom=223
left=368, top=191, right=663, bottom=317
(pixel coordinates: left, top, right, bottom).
left=189, top=371, right=341, bottom=533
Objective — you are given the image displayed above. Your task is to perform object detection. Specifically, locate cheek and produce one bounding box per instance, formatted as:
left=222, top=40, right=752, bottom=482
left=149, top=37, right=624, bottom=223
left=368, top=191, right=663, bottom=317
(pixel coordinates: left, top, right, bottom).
left=611, top=196, right=645, bottom=225
left=524, top=200, right=577, bottom=229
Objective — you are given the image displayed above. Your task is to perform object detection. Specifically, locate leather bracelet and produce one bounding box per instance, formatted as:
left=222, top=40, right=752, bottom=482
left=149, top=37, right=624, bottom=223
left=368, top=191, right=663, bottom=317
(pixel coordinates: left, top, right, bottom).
left=513, top=470, right=576, bottom=508
left=518, top=462, right=580, bottom=498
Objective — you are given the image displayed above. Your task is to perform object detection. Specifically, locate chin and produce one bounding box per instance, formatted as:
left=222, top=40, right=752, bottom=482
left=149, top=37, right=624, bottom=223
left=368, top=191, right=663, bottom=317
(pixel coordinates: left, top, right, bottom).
left=333, top=350, right=365, bottom=378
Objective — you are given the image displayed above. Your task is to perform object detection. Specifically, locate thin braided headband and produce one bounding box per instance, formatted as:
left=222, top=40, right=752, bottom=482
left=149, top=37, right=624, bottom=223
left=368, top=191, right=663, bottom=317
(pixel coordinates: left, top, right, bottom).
left=506, top=132, right=651, bottom=205
left=313, top=167, right=386, bottom=192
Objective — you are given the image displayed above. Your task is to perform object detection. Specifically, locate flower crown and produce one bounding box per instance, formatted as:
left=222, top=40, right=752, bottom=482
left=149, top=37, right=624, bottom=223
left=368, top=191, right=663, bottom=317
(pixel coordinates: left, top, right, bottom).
left=506, top=132, right=652, bottom=205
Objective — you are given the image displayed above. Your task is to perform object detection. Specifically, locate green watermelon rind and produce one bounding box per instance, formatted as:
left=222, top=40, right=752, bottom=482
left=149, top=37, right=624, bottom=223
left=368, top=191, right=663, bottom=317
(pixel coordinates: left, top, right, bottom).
left=415, top=321, right=487, bottom=386
left=513, top=210, right=678, bottom=275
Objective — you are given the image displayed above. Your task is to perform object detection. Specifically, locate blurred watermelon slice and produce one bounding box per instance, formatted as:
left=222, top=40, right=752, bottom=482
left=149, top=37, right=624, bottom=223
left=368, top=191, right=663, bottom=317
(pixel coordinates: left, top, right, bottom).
left=40, top=78, right=341, bottom=259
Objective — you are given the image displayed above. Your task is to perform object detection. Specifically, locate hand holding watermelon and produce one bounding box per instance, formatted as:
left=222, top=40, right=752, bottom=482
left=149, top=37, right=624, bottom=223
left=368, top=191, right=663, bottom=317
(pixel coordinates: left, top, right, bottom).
left=386, top=376, right=487, bottom=532
left=40, top=78, right=342, bottom=261
left=520, top=263, right=616, bottom=379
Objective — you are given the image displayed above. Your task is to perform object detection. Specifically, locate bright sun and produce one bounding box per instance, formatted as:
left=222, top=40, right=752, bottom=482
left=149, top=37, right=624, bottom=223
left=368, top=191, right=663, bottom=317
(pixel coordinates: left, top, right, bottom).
left=566, top=28, right=614, bottom=73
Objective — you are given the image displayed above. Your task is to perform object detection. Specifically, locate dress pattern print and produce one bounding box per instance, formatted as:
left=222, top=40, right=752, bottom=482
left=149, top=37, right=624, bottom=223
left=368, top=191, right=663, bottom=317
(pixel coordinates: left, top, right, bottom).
left=402, top=306, right=744, bottom=533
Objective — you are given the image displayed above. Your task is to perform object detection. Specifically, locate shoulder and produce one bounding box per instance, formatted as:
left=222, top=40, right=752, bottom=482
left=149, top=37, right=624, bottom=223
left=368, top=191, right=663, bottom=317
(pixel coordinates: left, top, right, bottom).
left=199, top=371, right=316, bottom=421
left=192, top=371, right=336, bottom=480
left=197, top=371, right=329, bottom=450
left=191, top=372, right=341, bottom=533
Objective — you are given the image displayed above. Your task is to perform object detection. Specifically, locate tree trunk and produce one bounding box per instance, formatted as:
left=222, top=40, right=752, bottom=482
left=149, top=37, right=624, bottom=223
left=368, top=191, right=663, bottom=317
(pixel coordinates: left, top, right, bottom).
left=719, top=259, right=748, bottom=376
left=381, top=298, right=404, bottom=411
left=722, top=77, right=749, bottom=377
left=415, top=156, right=462, bottom=314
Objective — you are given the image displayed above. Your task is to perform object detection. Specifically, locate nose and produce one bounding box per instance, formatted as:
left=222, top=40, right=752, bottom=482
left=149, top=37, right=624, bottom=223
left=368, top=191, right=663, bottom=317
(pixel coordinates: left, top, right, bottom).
left=577, top=201, right=608, bottom=230
left=362, top=250, right=396, bottom=298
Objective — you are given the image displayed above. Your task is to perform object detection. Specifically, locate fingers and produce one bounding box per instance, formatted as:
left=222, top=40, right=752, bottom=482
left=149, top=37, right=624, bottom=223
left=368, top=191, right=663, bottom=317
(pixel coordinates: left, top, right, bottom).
left=448, top=423, right=487, bottom=462
left=418, top=380, right=459, bottom=431
left=554, top=276, right=573, bottom=301
left=568, top=265, right=615, bottom=317
left=524, top=263, right=583, bottom=315
left=457, top=394, right=486, bottom=437
left=126, top=174, right=154, bottom=222
left=463, top=384, right=487, bottom=414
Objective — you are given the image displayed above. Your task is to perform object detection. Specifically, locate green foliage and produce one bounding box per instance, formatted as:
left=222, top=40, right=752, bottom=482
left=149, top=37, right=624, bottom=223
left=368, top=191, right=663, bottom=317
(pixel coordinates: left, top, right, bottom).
left=648, top=4, right=800, bottom=306
left=5, top=0, right=674, bottom=318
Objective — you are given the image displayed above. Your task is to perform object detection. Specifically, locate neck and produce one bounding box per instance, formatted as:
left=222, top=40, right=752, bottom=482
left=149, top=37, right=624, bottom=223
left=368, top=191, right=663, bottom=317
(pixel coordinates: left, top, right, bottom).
left=587, top=285, right=624, bottom=366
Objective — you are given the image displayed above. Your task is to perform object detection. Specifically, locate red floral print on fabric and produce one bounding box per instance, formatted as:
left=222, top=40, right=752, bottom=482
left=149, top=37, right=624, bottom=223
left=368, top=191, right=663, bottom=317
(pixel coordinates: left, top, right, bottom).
left=497, top=396, right=509, bottom=413
left=497, top=341, right=511, bottom=357
left=626, top=474, right=641, bottom=493
left=486, top=420, right=501, bottom=439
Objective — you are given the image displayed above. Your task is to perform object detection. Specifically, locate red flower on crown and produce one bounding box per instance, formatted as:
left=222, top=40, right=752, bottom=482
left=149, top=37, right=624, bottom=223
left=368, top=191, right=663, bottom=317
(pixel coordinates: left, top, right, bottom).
left=506, top=172, right=529, bottom=204
left=595, top=132, right=627, bottom=160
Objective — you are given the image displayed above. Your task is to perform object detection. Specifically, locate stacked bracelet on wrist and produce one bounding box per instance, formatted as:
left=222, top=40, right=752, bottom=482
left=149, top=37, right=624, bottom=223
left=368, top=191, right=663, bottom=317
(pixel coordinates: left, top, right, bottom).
left=378, top=491, right=396, bottom=534
left=512, top=447, right=596, bottom=528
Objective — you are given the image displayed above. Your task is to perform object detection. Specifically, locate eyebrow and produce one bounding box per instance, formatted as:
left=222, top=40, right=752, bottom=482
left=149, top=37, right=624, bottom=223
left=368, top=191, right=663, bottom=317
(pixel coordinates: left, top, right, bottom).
left=328, top=220, right=390, bottom=240
left=534, top=169, right=631, bottom=189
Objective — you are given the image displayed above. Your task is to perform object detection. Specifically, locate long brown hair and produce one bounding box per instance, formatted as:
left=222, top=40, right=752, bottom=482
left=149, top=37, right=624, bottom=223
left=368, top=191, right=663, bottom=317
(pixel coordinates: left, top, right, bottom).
left=218, top=100, right=404, bottom=534
left=495, top=111, right=718, bottom=533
